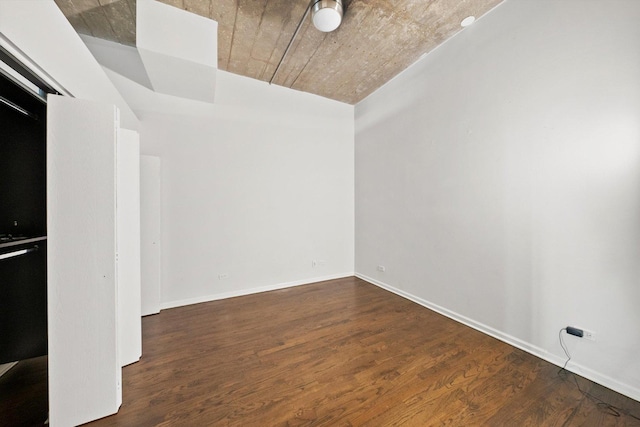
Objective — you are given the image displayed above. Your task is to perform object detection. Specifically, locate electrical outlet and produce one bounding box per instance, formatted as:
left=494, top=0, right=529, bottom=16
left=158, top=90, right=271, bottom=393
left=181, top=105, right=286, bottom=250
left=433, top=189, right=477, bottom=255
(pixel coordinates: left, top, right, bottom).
left=582, top=329, right=596, bottom=341
left=218, top=273, right=229, bottom=280
left=566, top=326, right=596, bottom=342
left=377, top=265, right=386, bottom=272
left=318, top=260, right=326, bottom=266
left=312, top=260, right=317, bottom=268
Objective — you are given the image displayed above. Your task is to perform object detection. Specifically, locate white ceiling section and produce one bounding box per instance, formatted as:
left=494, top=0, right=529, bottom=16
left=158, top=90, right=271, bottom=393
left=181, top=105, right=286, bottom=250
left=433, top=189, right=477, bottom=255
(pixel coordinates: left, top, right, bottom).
left=136, top=0, right=217, bottom=103
left=79, top=35, right=154, bottom=90
left=0, top=0, right=139, bottom=130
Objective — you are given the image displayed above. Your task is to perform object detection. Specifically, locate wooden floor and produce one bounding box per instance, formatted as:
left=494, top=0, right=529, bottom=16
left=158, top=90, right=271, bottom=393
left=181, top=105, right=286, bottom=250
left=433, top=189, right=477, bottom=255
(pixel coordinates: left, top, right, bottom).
left=0, top=356, right=48, bottom=427
left=84, top=277, right=640, bottom=426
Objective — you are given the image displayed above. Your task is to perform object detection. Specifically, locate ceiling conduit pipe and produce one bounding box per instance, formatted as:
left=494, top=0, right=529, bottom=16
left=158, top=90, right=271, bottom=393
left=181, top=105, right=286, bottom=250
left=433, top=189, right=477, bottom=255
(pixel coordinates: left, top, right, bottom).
left=269, top=0, right=344, bottom=85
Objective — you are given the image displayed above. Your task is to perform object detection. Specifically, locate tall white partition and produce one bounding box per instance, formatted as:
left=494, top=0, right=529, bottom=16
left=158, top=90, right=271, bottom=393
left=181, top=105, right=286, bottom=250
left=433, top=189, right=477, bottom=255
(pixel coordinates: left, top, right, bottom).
left=140, top=155, right=161, bottom=316
left=117, top=130, right=142, bottom=366
left=47, top=95, right=122, bottom=426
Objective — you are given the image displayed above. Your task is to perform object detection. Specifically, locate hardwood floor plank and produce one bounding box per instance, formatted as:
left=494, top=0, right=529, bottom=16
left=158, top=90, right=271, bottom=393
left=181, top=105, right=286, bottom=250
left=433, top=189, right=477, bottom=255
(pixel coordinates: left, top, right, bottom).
left=83, top=277, right=640, bottom=426
left=0, top=356, right=48, bottom=426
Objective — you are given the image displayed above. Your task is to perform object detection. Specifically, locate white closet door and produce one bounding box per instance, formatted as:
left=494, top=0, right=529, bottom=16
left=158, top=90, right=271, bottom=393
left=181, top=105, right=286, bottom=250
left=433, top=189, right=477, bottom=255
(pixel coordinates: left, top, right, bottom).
left=117, top=129, right=142, bottom=366
left=47, top=95, right=121, bottom=427
left=140, top=155, right=161, bottom=316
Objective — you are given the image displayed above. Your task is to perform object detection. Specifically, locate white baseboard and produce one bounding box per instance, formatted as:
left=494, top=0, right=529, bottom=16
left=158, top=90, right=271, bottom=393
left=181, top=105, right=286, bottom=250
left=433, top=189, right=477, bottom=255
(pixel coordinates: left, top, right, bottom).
left=356, top=273, right=640, bottom=403
left=160, top=272, right=355, bottom=311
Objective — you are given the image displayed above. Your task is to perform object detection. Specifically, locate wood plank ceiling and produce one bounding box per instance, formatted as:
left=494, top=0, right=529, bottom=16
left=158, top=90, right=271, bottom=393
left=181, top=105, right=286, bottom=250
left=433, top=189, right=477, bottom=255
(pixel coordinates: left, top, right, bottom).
left=54, top=0, right=503, bottom=104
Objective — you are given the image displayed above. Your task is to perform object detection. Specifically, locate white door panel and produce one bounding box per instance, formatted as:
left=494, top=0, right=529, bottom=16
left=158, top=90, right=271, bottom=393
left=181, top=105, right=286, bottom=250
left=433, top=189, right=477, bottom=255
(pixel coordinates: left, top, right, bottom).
left=117, top=129, right=142, bottom=366
left=140, top=155, right=161, bottom=316
left=47, top=95, right=121, bottom=426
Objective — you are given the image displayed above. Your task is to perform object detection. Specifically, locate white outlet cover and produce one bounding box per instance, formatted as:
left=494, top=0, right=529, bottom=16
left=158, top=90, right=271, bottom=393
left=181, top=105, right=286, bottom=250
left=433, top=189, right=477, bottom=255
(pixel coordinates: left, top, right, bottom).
left=582, top=329, right=597, bottom=341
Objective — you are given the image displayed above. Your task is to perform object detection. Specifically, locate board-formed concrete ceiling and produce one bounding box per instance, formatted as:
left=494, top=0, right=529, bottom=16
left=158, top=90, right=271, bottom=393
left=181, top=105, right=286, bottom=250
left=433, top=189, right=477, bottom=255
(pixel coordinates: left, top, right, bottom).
left=54, top=0, right=503, bottom=104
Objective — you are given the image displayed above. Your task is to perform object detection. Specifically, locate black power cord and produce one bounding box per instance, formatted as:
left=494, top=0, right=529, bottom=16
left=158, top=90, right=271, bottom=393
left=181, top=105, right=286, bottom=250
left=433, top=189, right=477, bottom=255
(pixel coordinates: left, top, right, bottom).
left=557, top=327, right=640, bottom=421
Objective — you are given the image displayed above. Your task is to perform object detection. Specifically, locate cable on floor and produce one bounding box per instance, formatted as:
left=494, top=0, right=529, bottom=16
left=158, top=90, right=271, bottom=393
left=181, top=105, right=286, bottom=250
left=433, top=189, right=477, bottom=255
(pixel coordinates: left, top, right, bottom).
left=557, top=327, right=640, bottom=421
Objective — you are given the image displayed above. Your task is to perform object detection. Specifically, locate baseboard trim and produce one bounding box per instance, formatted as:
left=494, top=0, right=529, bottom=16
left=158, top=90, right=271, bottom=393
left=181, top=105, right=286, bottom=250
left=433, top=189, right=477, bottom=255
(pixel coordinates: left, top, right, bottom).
left=160, top=272, right=355, bottom=311
left=355, top=273, right=640, bottom=402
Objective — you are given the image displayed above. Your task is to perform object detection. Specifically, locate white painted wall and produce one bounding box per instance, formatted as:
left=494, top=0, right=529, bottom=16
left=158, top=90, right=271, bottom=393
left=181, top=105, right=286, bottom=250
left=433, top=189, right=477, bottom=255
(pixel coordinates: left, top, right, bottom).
left=82, top=35, right=355, bottom=307
left=117, top=130, right=142, bottom=366
left=355, top=0, right=640, bottom=400
left=138, top=72, right=354, bottom=307
left=140, top=155, right=162, bottom=316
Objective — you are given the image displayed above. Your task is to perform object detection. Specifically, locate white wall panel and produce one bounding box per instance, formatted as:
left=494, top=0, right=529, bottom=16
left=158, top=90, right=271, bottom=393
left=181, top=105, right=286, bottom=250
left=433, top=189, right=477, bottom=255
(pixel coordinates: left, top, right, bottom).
left=140, top=155, right=161, bottom=316
left=47, top=95, right=121, bottom=426
left=135, top=71, right=355, bottom=307
left=85, top=36, right=355, bottom=309
left=355, top=0, right=640, bottom=401
left=117, top=129, right=142, bottom=365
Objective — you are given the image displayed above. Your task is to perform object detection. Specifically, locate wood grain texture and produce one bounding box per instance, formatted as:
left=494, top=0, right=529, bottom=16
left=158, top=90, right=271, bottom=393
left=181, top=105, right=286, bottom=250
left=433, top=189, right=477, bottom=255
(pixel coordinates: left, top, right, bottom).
left=84, top=277, right=640, bottom=426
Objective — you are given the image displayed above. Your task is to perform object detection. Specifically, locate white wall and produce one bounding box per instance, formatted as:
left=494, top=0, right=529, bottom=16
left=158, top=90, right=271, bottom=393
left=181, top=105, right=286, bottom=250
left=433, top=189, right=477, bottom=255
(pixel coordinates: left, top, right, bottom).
left=83, top=35, right=356, bottom=308
left=140, top=73, right=354, bottom=307
left=117, top=129, right=142, bottom=365
left=47, top=96, right=122, bottom=426
left=355, top=0, right=640, bottom=400
left=140, top=155, right=162, bottom=316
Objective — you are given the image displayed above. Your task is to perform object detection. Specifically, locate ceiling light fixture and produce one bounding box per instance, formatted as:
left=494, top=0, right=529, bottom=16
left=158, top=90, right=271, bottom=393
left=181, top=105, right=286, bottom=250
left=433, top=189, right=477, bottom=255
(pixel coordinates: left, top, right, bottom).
left=461, top=16, right=476, bottom=27
left=311, top=0, right=344, bottom=32
left=269, top=0, right=345, bottom=85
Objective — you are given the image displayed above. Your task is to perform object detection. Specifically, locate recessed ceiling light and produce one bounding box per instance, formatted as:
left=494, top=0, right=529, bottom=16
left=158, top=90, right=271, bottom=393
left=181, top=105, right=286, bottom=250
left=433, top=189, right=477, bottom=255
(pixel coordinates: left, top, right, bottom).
left=461, top=16, right=476, bottom=27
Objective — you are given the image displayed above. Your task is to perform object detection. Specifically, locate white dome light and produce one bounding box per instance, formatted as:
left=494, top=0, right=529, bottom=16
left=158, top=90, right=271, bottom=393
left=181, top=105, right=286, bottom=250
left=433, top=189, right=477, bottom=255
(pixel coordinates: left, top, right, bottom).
left=312, top=0, right=343, bottom=32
